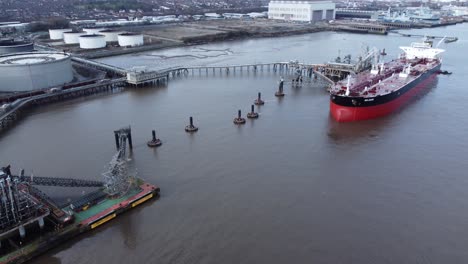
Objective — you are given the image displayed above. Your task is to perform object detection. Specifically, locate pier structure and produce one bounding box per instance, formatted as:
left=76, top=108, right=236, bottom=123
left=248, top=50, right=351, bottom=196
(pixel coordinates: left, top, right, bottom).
left=391, top=32, right=458, bottom=43
left=124, top=61, right=326, bottom=84
left=73, top=55, right=367, bottom=87
left=124, top=57, right=377, bottom=86
left=71, top=57, right=127, bottom=77
left=335, top=8, right=377, bottom=19
left=185, top=62, right=317, bottom=77
left=124, top=61, right=342, bottom=86
left=330, top=21, right=388, bottom=35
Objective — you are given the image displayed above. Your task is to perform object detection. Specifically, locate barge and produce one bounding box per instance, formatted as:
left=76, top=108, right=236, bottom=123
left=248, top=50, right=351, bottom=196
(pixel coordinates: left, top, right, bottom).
left=0, top=178, right=159, bottom=264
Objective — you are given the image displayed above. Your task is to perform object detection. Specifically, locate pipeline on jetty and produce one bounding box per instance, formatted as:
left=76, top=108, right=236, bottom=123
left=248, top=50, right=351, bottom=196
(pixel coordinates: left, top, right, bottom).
left=125, top=61, right=343, bottom=86
left=391, top=31, right=458, bottom=43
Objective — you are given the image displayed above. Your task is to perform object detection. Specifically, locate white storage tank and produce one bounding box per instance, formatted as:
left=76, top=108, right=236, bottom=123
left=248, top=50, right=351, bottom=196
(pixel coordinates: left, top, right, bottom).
left=83, top=28, right=107, bottom=35
left=118, top=33, right=144, bottom=47
left=79, top=34, right=106, bottom=49
left=98, top=29, right=123, bottom=42
left=0, top=52, right=74, bottom=92
left=63, top=31, right=86, bottom=44
left=49, top=29, right=72, bottom=40
left=0, top=40, right=34, bottom=55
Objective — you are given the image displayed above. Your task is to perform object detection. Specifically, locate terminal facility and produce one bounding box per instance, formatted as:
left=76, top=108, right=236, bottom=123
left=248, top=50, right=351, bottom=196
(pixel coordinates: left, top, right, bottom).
left=268, top=1, right=336, bottom=22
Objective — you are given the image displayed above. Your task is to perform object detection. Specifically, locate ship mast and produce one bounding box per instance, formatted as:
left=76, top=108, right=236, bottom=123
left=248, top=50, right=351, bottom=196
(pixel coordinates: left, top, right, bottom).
left=345, top=75, right=351, bottom=96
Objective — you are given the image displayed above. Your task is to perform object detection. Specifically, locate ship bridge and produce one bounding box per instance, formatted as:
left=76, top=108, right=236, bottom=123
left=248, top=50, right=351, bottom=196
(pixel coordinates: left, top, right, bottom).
left=400, top=41, right=445, bottom=60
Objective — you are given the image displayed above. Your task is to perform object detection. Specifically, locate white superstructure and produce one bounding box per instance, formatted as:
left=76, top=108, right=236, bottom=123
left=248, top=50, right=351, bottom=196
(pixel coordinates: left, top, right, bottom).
left=49, top=29, right=72, bottom=40
left=400, top=40, right=445, bottom=60
left=63, top=31, right=86, bottom=44
left=79, top=34, right=106, bottom=49
left=268, top=1, right=335, bottom=22
left=118, top=33, right=144, bottom=47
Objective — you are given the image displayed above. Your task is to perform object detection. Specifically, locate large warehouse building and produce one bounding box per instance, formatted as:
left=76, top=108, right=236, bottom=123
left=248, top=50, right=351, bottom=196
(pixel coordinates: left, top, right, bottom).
left=0, top=52, right=74, bottom=92
left=268, top=1, right=335, bottom=22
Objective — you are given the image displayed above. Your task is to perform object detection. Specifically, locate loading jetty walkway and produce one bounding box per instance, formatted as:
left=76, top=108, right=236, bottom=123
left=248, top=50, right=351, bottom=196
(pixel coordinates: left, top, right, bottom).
left=126, top=61, right=346, bottom=86
left=125, top=46, right=375, bottom=86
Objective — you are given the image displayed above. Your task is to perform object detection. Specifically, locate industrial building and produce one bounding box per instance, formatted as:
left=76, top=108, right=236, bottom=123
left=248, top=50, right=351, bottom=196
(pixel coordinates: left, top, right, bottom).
left=79, top=34, right=106, bottom=49
left=118, top=33, right=144, bottom=47
left=99, top=29, right=123, bottom=42
left=63, top=31, right=86, bottom=44
left=0, top=52, right=73, bottom=92
left=0, top=39, right=34, bottom=55
left=268, top=1, right=335, bottom=22
left=48, top=29, right=72, bottom=40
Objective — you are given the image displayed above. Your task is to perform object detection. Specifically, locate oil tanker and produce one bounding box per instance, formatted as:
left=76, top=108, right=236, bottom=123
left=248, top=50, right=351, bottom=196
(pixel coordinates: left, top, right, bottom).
left=330, top=39, right=445, bottom=122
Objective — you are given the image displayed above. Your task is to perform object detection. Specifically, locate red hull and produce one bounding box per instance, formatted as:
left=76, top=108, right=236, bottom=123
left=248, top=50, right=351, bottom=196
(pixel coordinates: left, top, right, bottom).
left=330, top=72, right=437, bottom=122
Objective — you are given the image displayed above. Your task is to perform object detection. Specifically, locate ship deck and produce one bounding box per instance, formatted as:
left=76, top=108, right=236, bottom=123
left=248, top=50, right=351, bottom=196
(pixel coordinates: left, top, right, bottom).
left=77, top=182, right=157, bottom=227
left=331, top=58, right=440, bottom=98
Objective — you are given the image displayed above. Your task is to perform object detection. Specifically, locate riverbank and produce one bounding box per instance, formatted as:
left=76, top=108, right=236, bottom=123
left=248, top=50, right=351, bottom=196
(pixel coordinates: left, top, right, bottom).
left=38, top=18, right=464, bottom=59
left=80, top=20, right=330, bottom=59
left=39, top=19, right=338, bottom=59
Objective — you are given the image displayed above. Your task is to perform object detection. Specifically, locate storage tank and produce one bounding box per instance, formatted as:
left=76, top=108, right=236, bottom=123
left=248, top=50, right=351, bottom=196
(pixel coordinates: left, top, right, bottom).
left=0, top=52, right=74, bottom=92
left=63, top=31, right=86, bottom=44
left=98, top=29, right=123, bottom=42
left=118, top=33, right=144, bottom=47
left=0, top=40, right=34, bottom=55
left=49, top=29, right=72, bottom=40
left=79, top=34, right=106, bottom=49
left=83, top=28, right=107, bottom=35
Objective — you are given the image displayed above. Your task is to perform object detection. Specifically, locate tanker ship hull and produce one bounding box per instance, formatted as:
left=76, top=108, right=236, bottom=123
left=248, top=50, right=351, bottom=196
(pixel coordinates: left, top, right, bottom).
left=330, top=64, right=440, bottom=122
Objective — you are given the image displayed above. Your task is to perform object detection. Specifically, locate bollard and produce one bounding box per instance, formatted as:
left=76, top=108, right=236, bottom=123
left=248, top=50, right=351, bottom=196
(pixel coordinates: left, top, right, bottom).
left=233, top=109, right=246, bottom=124
left=247, top=104, right=259, bottom=119
left=254, top=92, right=265, bottom=105
left=147, top=130, right=162, bottom=147
left=185, top=116, right=199, bottom=132
left=275, top=79, right=285, bottom=97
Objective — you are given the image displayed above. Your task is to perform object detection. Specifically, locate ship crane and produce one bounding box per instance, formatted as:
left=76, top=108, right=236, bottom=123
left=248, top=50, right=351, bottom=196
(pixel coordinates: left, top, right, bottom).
left=355, top=47, right=378, bottom=73
left=102, top=127, right=135, bottom=197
